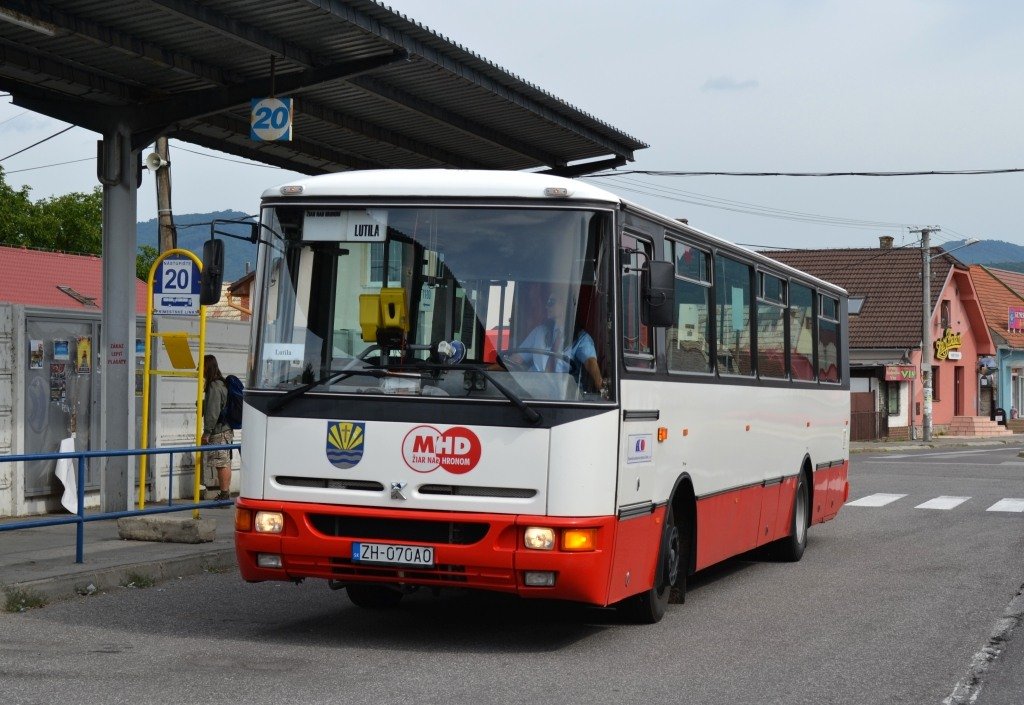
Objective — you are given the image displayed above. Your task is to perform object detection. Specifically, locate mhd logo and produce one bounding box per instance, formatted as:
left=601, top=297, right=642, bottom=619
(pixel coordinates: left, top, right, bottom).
left=402, top=425, right=482, bottom=474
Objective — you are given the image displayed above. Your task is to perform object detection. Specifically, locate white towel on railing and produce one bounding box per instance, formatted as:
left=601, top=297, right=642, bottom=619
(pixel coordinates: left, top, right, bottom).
left=53, top=435, right=78, bottom=514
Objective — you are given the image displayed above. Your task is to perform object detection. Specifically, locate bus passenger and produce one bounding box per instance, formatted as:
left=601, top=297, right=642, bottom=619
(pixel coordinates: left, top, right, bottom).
left=201, top=354, right=233, bottom=500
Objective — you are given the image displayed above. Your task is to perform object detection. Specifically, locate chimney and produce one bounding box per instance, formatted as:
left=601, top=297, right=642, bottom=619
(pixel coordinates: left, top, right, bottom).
left=879, top=235, right=894, bottom=249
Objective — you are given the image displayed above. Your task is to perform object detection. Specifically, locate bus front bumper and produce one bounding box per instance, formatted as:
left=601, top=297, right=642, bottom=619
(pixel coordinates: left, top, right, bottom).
left=233, top=498, right=624, bottom=606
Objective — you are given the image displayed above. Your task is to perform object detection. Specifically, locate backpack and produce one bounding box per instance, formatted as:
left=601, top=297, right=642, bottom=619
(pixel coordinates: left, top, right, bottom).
left=218, top=374, right=244, bottom=429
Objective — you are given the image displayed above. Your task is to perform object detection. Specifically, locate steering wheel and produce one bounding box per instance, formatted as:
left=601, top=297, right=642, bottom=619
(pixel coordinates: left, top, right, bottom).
left=499, top=347, right=573, bottom=372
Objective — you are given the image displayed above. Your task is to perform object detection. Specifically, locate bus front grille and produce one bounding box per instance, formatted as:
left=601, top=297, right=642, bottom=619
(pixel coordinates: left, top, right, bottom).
left=276, top=476, right=384, bottom=492
left=328, top=559, right=469, bottom=583
left=418, top=484, right=536, bottom=498
left=309, top=515, right=489, bottom=545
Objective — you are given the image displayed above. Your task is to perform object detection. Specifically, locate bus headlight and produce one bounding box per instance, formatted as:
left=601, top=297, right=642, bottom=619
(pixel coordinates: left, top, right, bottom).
left=254, top=511, right=284, bottom=534
left=523, top=526, right=555, bottom=550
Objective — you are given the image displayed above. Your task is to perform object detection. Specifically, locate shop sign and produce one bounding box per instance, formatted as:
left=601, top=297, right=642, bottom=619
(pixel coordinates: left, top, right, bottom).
left=884, top=365, right=917, bottom=381
left=1010, top=306, right=1024, bottom=331
left=934, top=328, right=963, bottom=361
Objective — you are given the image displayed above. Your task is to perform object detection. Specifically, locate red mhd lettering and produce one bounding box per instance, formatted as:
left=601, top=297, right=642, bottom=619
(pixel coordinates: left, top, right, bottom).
left=412, top=435, right=435, bottom=453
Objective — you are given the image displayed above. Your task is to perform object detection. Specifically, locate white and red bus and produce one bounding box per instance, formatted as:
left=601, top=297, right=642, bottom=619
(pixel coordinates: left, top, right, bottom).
left=213, top=169, right=849, bottom=623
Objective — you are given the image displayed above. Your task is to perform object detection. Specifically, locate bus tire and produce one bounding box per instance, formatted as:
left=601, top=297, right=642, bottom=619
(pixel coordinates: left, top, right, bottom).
left=619, top=505, right=682, bottom=624
left=774, top=471, right=809, bottom=562
left=346, top=583, right=403, bottom=609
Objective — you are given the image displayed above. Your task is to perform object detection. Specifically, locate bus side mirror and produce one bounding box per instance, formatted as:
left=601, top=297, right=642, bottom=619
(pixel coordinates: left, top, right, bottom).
left=199, top=239, right=225, bottom=306
left=643, top=260, right=675, bottom=327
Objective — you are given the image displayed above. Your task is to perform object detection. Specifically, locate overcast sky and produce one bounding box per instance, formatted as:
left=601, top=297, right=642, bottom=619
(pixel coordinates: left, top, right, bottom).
left=2, top=0, right=1023, bottom=250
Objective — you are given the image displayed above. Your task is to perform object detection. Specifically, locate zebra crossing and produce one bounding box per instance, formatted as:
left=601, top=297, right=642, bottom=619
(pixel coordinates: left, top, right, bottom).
left=847, top=493, right=1024, bottom=512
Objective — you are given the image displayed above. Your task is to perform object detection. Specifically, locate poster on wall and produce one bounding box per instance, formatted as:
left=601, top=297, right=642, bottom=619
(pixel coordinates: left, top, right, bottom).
left=75, top=336, right=92, bottom=374
left=50, top=363, right=67, bottom=401
left=29, top=339, right=44, bottom=369
left=53, top=339, right=70, bottom=361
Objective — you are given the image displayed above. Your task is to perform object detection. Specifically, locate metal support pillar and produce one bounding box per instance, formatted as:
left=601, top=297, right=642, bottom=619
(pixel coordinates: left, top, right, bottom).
left=98, top=125, right=138, bottom=512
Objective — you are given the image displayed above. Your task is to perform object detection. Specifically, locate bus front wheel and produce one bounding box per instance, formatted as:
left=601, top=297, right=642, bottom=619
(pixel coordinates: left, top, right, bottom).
left=773, top=471, right=809, bottom=562
left=619, top=506, right=683, bottom=624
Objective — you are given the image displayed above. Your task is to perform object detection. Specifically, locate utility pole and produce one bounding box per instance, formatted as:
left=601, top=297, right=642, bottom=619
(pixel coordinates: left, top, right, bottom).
left=154, top=136, right=176, bottom=252
left=912, top=226, right=940, bottom=441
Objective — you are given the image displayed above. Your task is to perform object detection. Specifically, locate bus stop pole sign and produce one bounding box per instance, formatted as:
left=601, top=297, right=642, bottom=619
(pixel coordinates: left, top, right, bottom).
left=250, top=97, right=293, bottom=142
left=152, top=257, right=201, bottom=315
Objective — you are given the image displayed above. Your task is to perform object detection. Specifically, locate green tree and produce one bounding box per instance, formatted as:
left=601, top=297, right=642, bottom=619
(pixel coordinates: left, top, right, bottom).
left=32, top=189, right=103, bottom=253
left=0, top=169, right=37, bottom=248
left=0, top=166, right=152, bottom=280
left=136, top=245, right=159, bottom=281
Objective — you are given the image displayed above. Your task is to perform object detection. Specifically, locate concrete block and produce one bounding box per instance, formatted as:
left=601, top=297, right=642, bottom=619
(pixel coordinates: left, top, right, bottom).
left=116, top=515, right=216, bottom=543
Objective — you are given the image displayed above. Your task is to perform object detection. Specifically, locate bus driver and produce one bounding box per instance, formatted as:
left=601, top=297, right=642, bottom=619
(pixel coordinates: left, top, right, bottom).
left=504, top=289, right=604, bottom=395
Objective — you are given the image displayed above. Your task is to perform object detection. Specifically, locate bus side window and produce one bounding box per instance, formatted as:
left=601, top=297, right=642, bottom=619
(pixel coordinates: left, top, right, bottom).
left=665, top=239, right=712, bottom=374
left=756, top=272, right=787, bottom=379
left=789, top=282, right=816, bottom=381
left=818, top=293, right=840, bottom=383
left=621, top=233, right=653, bottom=367
left=714, top=255, right=753, bottom=376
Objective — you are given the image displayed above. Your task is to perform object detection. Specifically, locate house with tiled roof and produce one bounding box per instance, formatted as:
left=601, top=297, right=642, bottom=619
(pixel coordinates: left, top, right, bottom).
left=0, top=245, right=147, bottom=311
left=765, top=237, right=995, bottom=440
left=968, top=265, right=1024, bottom=421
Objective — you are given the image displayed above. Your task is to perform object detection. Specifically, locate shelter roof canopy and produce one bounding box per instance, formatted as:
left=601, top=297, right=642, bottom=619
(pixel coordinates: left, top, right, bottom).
left=0, top=0, right=646, bottom=176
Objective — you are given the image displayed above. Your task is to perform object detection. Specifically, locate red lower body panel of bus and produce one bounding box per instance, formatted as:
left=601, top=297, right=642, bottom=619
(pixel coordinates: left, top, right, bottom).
left=234, top=498, right=666, bottom=606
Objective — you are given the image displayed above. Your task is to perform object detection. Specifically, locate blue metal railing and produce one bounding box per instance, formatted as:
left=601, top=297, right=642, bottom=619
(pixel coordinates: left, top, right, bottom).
left=0, top=444, right=240, bottom=563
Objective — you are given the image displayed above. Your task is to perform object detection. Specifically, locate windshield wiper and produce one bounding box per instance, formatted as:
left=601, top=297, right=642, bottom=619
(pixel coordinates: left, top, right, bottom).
left=267, top=367, right=386, bottom=413
left=389, top=361, right=542, bottom=425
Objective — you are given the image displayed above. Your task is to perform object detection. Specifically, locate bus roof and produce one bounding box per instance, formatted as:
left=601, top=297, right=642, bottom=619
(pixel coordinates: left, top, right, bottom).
left=264, top=169, right=846, bottom=297
left=264, top=169, right=621, bottom=203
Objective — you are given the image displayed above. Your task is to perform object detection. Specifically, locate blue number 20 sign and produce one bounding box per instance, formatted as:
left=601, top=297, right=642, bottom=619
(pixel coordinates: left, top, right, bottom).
left=250, top=97, right=293, bottom=142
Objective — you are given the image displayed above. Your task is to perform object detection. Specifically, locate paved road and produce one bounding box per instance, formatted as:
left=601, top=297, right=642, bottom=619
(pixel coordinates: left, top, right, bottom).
left=2, top=447, right=1022, bottom=705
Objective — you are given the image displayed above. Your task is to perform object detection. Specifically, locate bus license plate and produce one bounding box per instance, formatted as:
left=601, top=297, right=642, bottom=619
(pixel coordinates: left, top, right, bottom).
left=352, top=542, right=434, bottom=567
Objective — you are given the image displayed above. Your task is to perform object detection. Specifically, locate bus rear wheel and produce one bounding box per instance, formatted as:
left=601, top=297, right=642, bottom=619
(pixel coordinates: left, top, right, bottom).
left=345, top=583, right=404, bottom=609
left=619, top=506, right=684, bottom=624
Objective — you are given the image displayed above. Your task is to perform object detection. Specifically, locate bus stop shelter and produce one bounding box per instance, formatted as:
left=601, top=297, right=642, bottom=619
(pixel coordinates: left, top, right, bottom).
left=0, top=0, right=647, bottom=510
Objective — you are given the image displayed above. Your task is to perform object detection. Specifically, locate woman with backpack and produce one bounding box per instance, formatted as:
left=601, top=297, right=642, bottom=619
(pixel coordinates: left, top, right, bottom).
left=201, top=354, right=233, bottom=500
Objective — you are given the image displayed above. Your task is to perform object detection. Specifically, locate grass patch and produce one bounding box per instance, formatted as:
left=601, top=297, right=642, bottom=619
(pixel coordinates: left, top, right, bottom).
left=3, top=586, right=48, bottom=612
left=121, top=572, right=156, bottom=589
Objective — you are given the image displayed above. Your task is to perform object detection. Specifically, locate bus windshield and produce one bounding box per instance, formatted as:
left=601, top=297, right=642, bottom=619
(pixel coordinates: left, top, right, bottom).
left=253, top=205, right=613, bottom=403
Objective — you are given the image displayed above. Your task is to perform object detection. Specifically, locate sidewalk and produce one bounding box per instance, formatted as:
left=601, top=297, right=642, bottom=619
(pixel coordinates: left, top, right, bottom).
left=850, top=432, right=1024, bottom=454
left=3, top=432, right=1024, bottom=609
left=0, top=504, right=237, bottom=608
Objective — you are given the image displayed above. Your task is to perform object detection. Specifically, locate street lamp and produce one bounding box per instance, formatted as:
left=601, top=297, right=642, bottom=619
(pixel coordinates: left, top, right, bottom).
left=917, top=230, right=980, bottom=441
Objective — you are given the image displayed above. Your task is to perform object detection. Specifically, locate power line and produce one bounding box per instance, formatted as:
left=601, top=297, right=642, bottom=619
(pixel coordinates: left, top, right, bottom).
left=5, top=157, right=93, bottom=174
left=2, top=140, right=287, bottom=177
left=0, top=110, right=28, bottom=127
left=591, top=174, right=914, bottom=230
left=171, top=143, right=285, bottom=169
left=0, top=124, right=74, bottom=162
left=603, top=174, right=911, bottom=228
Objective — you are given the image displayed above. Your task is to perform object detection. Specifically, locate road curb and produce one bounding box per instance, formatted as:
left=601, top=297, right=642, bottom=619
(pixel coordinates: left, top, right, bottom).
left=944, top=583, right=1024, bottom=705
left=4, top=548, right=237, bottom=606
